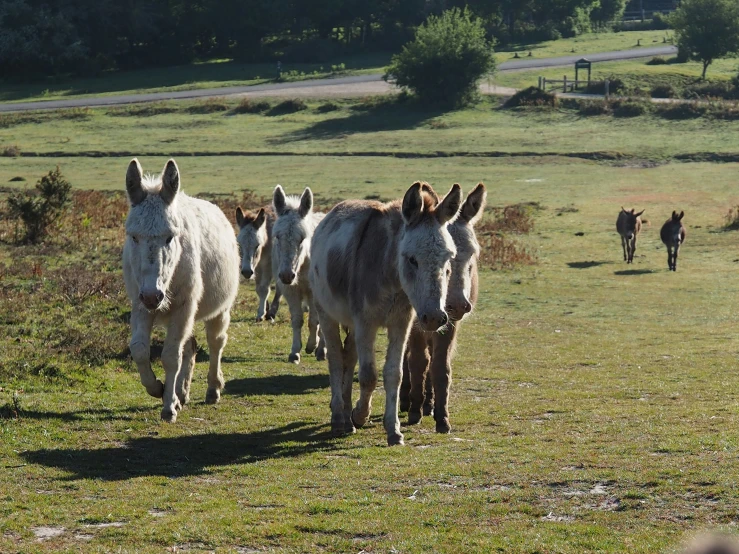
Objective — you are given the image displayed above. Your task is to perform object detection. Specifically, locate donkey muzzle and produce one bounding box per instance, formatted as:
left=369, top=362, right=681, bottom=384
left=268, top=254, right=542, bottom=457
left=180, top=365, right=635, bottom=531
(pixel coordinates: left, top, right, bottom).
left=241, top=268, right=254, bottom=279
left=139, top=290, right=164, bottom=310
left=279, top=270, right=297, bottom=285
left=419, top=310, right=449, bottom=332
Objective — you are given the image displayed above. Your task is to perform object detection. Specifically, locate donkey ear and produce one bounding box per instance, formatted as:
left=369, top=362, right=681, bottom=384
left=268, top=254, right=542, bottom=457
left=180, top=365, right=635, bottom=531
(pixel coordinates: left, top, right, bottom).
left=678, top=210, right=684, bottom=220
left=635, top=209, right=645, bottom=217
left=125, top=158, right=146, bottom=206
left=437, top=183, right=462, bottom=225
left=402, top=182, right=424, bottom=226
left=236, top=207, right=246, bottom=228
left=621, top=206, right=626, bottom=213
left=253, top=208, right=266, bottom=229
left=459, top=183, right=487, bottom=225
left=273, top=185, right=287, bottom=216
left=160, top=159, right=180, bottom=204
left=298, top=187, right=313, bottom=218
left=672, top=210, right=678, bottom=219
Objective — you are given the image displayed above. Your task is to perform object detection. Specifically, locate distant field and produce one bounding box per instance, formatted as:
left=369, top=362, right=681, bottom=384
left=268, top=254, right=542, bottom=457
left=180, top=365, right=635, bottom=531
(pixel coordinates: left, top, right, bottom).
left=3, top=95, right=739, bottom=553
left=0, top=31, right=673, bottom=104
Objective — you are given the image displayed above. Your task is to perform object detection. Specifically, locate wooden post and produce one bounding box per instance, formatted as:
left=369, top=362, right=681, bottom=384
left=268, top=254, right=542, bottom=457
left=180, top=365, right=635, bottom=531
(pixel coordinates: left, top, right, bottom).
left=538, top=76, right=542, bottom=90
left=605, top=79, right=610, bottom=100
left=542, top=77, right=546, bottom=91
left=563, top=75, right=567, bottom=93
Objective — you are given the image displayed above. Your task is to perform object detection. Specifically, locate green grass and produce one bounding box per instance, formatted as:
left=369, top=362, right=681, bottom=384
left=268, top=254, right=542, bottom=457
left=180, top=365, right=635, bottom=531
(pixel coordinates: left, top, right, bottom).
left=3, top=96, right=739, bottom=552
left=0, top=31, right=672, bottom=104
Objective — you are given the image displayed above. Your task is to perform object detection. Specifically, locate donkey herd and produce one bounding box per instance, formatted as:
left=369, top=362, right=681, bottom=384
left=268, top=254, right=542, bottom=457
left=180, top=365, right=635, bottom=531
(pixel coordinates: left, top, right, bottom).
left=122, top=158, right=687, bottom=445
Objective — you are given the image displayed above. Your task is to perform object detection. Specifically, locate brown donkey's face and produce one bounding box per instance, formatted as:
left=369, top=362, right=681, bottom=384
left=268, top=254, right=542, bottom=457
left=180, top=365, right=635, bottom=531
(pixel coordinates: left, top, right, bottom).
left=620, top=208, right=644, bottom=240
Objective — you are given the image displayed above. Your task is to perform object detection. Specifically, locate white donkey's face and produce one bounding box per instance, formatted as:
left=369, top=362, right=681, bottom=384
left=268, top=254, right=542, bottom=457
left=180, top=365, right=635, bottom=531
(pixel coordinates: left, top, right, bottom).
left=236, top=208, right=268, bottom=280
left=272, top=186, right=313, bottom=286
left=446, top=184, right=486, bottom=322
left=398, top=182, right=462, bottom=332
left=124, top=158, right=184, bottom=312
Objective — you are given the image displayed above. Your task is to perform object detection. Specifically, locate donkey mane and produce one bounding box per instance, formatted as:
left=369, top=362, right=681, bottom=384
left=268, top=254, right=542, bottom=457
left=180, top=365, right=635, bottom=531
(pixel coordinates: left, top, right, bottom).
left=141, top=173, right=165, bottom=194
left=278, top=195, right=306, bottom=214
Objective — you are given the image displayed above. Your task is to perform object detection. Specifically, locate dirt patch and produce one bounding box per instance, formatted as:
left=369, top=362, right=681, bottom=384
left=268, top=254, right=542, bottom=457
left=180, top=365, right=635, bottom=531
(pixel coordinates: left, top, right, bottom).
left=31, top=526, right=65, bottom=541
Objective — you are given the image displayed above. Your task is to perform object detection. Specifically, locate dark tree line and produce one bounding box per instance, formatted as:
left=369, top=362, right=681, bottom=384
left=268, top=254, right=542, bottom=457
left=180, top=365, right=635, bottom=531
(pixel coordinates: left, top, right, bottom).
left=0, top=0, right=628, bottom=78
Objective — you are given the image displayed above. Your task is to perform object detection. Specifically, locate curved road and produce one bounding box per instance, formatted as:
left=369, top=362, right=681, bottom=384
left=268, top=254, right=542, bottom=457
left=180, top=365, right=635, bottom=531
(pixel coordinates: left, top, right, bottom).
left=0, top=46, right=676, bottom=113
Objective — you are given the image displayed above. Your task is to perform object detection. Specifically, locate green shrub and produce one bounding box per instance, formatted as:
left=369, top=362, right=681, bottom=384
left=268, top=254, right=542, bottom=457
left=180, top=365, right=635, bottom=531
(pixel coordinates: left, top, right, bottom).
left=1, top=144, right=20, bottom=157
left=652, top=12, right=672, bottom=30
left=611, top=99, right=652, bottom=117
left=577, top=99, right=612, bottom=116
left=384, top=8, right=496, bottom=107
left=646, top=56, right=668, bottom=65
left=683, top=81, right=735, bottom=99
left=7, top=166, right=72, bottom=244
left=186, top=98, right=230, bottom=114
left=657, top=102, right=708, bottom=119
left=233, top=98, right=271, bottom=114
left=269, top=99, right=308, bottom=114
left=505, top=87, right=557, bottom=108
left=316, top=101, right=340, bottom=113
left=651, top=84, right=678, bottom=98
left=584, top=76, right=625, bottom=95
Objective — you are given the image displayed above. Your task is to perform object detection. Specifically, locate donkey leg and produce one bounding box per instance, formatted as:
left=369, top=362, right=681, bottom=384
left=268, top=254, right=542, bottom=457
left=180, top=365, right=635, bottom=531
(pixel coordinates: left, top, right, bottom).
left=407, top=330, right=430, bottom=425
left=667, top=247, right=673, bottom=271
left=203, top=311, right=230, bottom=404
left=351, top=321, right=379, bottom=429
left=631, top=236, right=638, bottom=264
left=315, top=328, right=327, bottom=362
left=673, top=245, right=680, bottom=271
left=283, top=286, right=303, bottom=364
left=399, top=352, right=411, bottom=413
left=621, top=236, right=627, bottom=262
left=422, top=367, right=434, bottom=417
left=431, top=329, right=458, bottom=434
left=305, top=293, right=320, bottom=355
left=175, top=336, right=197, bottom=407
left=266, top=282, right=282, bottom=321
left=317, top=306, right=348, bottom=436
left=255, top=276, right=270, bottom=322
left=382, top=317, right=413, bottom=446
left=160, top=307, right=197, bottom=422
left=129, top=309, right=164, bottom=399
left=341, top=329, right=358, bottom=433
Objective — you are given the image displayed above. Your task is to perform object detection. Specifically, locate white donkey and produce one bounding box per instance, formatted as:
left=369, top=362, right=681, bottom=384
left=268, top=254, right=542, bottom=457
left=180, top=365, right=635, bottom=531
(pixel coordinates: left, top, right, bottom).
left=123, top=158, right=239, bottom=422
left=310, top=182, right=462, bottom=446
left=272, top=185, right=326, bottom=364
left=236, top=206, right=282, bottom=322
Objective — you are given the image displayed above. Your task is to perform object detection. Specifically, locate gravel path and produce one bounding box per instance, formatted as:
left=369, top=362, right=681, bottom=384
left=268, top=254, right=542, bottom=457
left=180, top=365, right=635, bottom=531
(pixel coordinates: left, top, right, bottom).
left=0, top=46, right=677, bottom=113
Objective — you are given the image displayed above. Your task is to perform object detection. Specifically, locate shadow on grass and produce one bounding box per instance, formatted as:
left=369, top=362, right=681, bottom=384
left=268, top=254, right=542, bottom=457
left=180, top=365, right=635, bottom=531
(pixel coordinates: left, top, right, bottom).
left=225, top=373, right=329, bottom=396
left=9, top=406, right=149, bottom=423
left=614, top=269, right=655, bottom=275
left=22, top=421, right=337, bottom=480
left=273, top=99, right=446, bottom=144
left=567, top=261, right=610, bottom=269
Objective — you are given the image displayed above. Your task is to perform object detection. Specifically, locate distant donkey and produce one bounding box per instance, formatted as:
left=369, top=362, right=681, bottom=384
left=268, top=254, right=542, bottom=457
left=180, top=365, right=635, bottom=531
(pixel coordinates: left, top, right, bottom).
left=616, top=207, right=644, bottom=263
left=310, top=181, right=462, bottom=446
left=660, top=210, right=686, bottom=271
left=236, top=206, right=282, bottom=322
left=400, top=183, right=486, bottom=434
left=123, top=159, right=239, bottom=422
left=272, top=185, right=326, bottom=364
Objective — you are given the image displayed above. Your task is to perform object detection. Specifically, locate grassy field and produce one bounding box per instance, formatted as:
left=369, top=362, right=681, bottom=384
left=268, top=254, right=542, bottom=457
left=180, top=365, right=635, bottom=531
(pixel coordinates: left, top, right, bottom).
left=0, top=31, right=673, bottom=104
left=3, top=95, right=739, bottom=553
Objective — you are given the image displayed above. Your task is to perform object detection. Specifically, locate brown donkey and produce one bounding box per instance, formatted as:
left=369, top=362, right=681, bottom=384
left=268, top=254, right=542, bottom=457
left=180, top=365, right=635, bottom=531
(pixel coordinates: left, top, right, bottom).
left=616, top=207, right=644, bottom=263
left=660, top=210, right=686, bottom=271
left=399, top=184, right=486, bottom=433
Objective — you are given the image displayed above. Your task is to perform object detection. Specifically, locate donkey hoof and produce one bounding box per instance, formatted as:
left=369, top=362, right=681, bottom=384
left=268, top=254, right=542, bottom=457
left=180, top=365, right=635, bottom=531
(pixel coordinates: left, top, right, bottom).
left=255, top=315, right=265, bottom=323
left=351, top=408, right=368, bottom=429
left=205, top=388, right=221, bottom=404
left=331, top=416, right=351, bottom=437
left=387, top=432, right=405, bottom=446
left=435, top=419, right=452, bottom=434
left=147, top=380, right=165, bottom=399
left=305, top=345, right=315, bottom=355
left=399, top=398, right=410, bottom=413
left=422, top=404, right=434, bottom=417
left=407, top=411, right=422, bottom=425
left=315, top=348, right=326, bottom=362
left=288, top=352, right=300, bottom=364
left=160, top=408, right=177, bottom=423
left=176, top=392, right=190, bottom=407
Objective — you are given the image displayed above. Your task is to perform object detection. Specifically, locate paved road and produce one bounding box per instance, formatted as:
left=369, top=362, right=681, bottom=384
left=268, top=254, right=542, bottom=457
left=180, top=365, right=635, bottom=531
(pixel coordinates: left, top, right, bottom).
left=0, top=45, right=676, bottom=113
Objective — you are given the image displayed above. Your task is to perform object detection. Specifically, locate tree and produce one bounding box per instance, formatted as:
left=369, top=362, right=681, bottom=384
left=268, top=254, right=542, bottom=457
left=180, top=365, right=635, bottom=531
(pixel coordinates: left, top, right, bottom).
left=384, top=7, right=496, bottom=106
left=672, top=0, right=739, bottom=80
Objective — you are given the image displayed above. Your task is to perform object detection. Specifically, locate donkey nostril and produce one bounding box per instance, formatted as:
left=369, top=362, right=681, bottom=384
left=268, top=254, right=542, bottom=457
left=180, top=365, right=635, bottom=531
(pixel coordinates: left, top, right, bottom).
left=155, top=291, right=164, bottom=303
left=439, top=313, right=448, bottom=327
left=421, top=314, right=428, bottom=324
left=464, top=301, right=472, bottom=313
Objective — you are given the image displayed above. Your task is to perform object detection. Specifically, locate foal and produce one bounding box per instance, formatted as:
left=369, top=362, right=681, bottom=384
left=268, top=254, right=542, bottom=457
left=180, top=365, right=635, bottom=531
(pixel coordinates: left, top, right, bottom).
left=400, top=183, right=486, bottom=433
left=272, top=185, right=326, bottom=363
left=660, top=210, right=686, bottom=271
left=310, top=182, right=461, bottom=446
left=616, top=207, right=644, bottom=263
left=123, top=159, right=239, bottom=422
left=236, top=206, right=282, bottom=322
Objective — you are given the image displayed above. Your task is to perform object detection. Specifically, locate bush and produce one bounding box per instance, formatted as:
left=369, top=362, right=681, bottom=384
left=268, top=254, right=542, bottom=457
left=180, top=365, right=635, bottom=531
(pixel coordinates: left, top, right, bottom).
left=646, top=56, right=668, bottom=65
left=1, top=145, right=20, bottom=157
left=652, top=12, right=672, bottom=30
left=384, top=8, right=496, bottom=107
left=186, top=98, right=229, bottom=114
left=651, top=84, right=678, bottom=98
left=316, top=101, right=340, bottom=113
left=584, top=76, right=625, bottom=95
left=657, top=102, right=709, bottom=119
left=505, top=87, right=557, bottom=108
left=578, top=99, right=612, bottom=116
left=725, top=205, right=739, bottom=230
left=611, top=99, right=652, bottom=117
left=233, top=98, right=271, bottom=114
left=269, top=99, right=308, bottom=114
left=683, top=81, right=736, bottom=99
left=7, top=166, right=72, bottom=244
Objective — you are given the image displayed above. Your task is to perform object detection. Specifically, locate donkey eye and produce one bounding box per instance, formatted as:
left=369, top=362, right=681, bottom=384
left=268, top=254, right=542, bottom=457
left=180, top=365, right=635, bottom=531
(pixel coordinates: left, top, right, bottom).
left=132, top=236, right=139, bottom=244
left=408, top=256, right=418, bottom=268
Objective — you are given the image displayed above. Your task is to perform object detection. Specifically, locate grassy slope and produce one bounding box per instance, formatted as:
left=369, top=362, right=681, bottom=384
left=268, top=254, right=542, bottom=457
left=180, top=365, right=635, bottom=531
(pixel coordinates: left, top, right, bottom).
left=2, top=98, right=739, bottom=553
left=0, top=31, right=672, bottom=104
